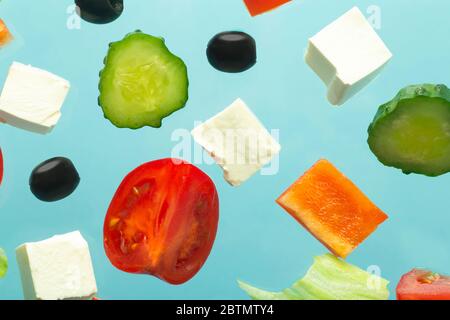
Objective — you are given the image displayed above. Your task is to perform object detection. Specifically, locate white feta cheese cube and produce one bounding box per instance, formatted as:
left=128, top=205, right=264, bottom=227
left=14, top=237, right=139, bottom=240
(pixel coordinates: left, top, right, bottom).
left=16, top=231, right=97, bottom=300
left=192, top=98, right=281, bottom=186
left=305, top=7, right=392, bottom=105
left=0, top=61, right=70, bottom=134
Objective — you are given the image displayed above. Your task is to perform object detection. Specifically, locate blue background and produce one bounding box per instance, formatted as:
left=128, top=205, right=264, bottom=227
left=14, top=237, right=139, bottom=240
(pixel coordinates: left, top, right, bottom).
left=0, top=0, right=449, bottom=300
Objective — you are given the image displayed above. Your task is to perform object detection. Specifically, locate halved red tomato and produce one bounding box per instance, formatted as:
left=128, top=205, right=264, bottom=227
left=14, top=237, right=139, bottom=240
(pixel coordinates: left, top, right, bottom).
left=103, top=158, right=219, bottom=285
left=243, top=0, right=291, bottom=17
left=397, top=269, right=450, bottom=300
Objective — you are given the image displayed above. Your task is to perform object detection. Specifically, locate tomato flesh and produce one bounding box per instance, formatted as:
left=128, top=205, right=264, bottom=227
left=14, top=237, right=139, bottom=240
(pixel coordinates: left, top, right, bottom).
left=397, top=269, right=450, bottom=300
left=243, top=0, right=291, bottom=16
left=104, top=158, right=219, bottom=285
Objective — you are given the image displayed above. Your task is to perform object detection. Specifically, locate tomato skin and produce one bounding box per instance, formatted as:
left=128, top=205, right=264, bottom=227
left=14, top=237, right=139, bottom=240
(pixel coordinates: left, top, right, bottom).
left=243, top=0, right=291, bottom=16
left=104, top=158, right=219, bottom=285
left=397, top=269, right=450, bottom=300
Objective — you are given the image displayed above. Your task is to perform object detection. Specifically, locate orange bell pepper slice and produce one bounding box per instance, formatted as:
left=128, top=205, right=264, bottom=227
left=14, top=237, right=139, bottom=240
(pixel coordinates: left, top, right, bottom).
left=0, top=19, right=13, bottom=47
left=277, top=159, right=388, bottom=258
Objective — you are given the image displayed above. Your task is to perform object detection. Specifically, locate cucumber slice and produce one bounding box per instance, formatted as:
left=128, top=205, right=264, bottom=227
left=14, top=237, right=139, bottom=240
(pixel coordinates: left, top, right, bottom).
left=99, top=31, right=189, bottom=129
left=368, top=84, right=450, bottom=176
left=238, top=254, right=389, bottom=300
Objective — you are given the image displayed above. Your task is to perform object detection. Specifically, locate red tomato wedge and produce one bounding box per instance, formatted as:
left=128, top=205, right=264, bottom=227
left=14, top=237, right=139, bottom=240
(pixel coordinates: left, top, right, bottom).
left=104, top=158, right=219, bottom=285
left=243, top=0, right=291, bottom=17
left=397, top=269, right=450, bottom=300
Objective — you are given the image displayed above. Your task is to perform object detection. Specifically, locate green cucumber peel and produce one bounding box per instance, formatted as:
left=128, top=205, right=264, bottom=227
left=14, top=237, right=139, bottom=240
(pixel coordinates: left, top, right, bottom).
left=98, top=30, right=189, bottom=129
left=368, top=84, right=450, bottom=176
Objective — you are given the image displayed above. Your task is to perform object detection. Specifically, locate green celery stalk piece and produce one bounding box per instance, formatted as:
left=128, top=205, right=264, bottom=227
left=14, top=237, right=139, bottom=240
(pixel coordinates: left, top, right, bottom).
left=238, top=254, right=389, bottom=300
left=0, top=248, right=7, bottom=278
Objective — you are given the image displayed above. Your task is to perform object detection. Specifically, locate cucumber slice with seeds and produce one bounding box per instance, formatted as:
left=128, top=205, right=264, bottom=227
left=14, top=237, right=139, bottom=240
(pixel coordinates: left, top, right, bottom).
left=99, top=31, right=189, bottom=129
left=368, top=84, right=450, bottom=176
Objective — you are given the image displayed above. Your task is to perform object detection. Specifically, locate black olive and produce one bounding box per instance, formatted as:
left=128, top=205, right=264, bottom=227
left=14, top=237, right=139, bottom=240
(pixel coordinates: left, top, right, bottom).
left=29, top=157, right=80, bottom=202
left=75, top=0, right=124, bottom=24
left=206, top=31, right=257, bottom=73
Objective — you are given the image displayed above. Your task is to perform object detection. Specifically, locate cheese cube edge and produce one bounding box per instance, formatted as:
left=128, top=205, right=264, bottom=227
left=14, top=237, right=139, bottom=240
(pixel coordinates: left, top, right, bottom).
left=192, top=98, right=281, bottom=186
left=15, top=231, right=97, bottom=300
left=0, top=61, right=70, bottom=134
left=305, top=7, right=393, bottom=105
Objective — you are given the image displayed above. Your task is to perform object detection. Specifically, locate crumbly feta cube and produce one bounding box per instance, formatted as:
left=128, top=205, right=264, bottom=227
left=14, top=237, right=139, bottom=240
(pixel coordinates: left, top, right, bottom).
left=16, top=231, right=97, bottom=300
left=305, top=7, right=392, bottom=105
left=0, top=61, right=70, bottom=134
left=191, top=98, right=281, bottom=186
